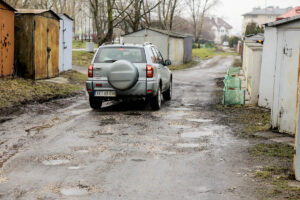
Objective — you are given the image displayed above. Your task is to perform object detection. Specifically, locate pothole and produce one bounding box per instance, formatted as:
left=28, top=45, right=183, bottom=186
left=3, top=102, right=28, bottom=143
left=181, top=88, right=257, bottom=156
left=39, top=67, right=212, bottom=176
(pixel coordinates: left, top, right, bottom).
left=40, top=154, right=73, bottom=166
left=68, top=166, right=83, bottom=170
left=69, top=109, right=91, bottom=115
left=125, top=112, right=142, bottom=116
left=171, top=125, right=192, bottom=129
left=131, top=158, right=146, bottom=162
left=0, top=117, right=13, bottom=124
left=176, top=143, right=200, bottom=148
left=187, top=119, right=213, bottom=123
left=171, top=107, right=193, bottom=111
left=42, top=159, right=70, bottom=166
left=181, top=131, right=212, bottom=138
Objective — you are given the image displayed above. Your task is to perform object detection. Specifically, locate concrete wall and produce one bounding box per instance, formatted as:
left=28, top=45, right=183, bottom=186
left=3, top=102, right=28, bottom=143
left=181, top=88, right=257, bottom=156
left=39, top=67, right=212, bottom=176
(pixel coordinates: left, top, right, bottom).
left=258, top=27, right=278, bottom=109
left=242, top=41, right=263, bottom=104
left=59, top=14, right=73, bottom=72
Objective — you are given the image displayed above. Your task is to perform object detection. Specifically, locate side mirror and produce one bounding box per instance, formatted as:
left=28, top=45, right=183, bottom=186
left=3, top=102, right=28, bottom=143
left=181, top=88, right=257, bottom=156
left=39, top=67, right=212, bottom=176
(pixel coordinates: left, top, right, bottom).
left=165, top=59, right=171, bottom=66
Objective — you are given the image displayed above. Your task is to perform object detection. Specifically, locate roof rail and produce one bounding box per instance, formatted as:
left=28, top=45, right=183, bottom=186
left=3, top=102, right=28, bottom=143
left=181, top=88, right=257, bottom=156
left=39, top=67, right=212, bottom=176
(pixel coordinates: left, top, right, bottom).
left=143, top=42, right=152, bottom=46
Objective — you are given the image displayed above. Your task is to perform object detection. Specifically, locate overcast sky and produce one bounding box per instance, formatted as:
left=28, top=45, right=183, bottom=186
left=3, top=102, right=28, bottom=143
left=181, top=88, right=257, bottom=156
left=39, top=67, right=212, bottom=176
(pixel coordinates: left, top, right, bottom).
left=213, top=0, right=300, bottom=35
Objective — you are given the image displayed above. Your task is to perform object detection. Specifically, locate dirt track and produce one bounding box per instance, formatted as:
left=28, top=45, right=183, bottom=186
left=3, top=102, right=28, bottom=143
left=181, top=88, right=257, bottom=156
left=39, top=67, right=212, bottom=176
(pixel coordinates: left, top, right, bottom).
left=0, top=56, right=263, bottom=199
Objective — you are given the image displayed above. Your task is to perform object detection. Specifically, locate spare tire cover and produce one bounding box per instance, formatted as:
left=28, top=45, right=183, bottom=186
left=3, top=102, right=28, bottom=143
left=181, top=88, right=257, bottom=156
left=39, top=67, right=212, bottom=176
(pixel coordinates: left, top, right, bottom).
left=107, top=60, right=139, bottom=91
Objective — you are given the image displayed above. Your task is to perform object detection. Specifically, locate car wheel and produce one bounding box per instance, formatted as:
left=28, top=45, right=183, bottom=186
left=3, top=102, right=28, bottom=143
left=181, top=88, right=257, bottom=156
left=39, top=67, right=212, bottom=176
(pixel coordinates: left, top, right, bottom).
left=163, top=80, right=172, bottom=101
left=150, top=86, right=162, bottom=111
left=89, top=96, right=102, bottom=110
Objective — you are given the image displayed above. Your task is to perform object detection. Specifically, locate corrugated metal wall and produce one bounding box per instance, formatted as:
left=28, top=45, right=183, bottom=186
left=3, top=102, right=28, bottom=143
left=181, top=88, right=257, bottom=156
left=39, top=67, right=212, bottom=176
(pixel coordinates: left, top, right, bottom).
left=123, top=29, right=189, bottom=65
left=169, top=37, right=184, bottom=65
left=123, top=30, right=169, bottom=60
left=183, top=37, right=193, bottom=63
left=15, top=12, right=59, bottom=79
left=59, top=14, right=73, bottom=72
left=0, top=2, right=15, bottom=77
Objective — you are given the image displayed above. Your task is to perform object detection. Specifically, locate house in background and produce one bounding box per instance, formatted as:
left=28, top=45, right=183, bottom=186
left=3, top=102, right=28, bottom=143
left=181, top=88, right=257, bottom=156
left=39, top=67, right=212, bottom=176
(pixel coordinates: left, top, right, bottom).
left=242, top=6, right=290, bottom=35
left=0, top=1, right=16, bottom=77
left=276, top=6, right=300, bottom=21
left=122, top=28, right=193, bottom=65
left=210, top=17, right=232, bottom=44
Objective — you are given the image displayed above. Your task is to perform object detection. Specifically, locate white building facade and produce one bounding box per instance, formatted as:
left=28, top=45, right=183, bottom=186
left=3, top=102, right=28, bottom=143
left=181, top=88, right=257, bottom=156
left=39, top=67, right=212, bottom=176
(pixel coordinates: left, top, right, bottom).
left=210, top=17, right=232, bottom=44
left=242, top=6, right=290, bottom=35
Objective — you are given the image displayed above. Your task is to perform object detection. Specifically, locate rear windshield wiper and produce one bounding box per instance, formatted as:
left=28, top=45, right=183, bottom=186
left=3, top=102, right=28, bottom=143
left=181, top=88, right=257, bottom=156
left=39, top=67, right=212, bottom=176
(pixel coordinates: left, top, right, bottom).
left=103, top=60, right=117, bottom=63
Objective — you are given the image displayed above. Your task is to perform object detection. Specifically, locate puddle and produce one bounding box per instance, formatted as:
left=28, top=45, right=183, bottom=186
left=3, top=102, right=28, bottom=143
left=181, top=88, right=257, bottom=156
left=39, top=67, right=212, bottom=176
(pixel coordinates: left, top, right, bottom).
left=69, top=109, right=91, bottom=115
left=184, top=104, right=195, bottom=106
left=131, top=158, right=146, bottom=162
left=60, top=188, right=89, bottom=196
left=187, top=119, right=213, bottom=123
left=0, top=117, right=13, bottom=124
left=76, top=150, right=89, bottom=154
left=171, top=125, right=192, bottom=129
left=181, top=131, right=212, bottom=138
left=176, top=143, right=200, bottom=148
left=68, top=166, right=83, bottom=170
left=171, top=107, right=193, bottom=111
left=42, top=159, right=70, bottom=166
left=125, top=112, right=142, bottom=116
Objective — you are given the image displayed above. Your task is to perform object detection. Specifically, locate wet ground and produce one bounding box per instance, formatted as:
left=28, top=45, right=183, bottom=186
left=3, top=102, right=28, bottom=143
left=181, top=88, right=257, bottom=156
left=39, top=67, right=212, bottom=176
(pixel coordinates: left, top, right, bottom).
left=0, top=56, right=262, bottom=199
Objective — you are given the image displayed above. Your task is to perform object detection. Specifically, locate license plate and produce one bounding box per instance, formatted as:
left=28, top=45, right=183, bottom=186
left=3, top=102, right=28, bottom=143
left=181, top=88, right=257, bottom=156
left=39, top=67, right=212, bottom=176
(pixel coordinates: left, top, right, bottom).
left=94, top=91, right=116, bottom=97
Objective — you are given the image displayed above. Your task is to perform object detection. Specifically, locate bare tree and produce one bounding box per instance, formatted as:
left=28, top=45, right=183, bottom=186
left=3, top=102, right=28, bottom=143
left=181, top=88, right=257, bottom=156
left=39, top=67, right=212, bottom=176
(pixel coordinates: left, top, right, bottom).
left=157, top=0, right=178, bottom=30
left=186, top=0, right=218, bottom=42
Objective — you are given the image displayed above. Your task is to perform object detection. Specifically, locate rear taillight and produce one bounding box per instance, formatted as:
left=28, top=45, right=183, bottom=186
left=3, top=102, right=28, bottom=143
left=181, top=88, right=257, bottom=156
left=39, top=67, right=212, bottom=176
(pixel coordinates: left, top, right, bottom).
left=88, top=65, right=93, bottom=78
left=146, top=65, right=153, bottom=78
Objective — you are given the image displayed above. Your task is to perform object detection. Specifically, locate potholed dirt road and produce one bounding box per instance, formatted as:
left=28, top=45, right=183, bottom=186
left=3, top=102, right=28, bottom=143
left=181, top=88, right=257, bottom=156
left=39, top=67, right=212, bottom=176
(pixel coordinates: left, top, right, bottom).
left=0, top=56, right=259, bottom=199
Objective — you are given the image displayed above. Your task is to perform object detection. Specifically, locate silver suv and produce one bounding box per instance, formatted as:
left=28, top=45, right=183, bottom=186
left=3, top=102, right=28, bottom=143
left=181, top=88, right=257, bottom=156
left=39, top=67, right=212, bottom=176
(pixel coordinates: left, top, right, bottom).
left=86, top=43, right=173, bottom=110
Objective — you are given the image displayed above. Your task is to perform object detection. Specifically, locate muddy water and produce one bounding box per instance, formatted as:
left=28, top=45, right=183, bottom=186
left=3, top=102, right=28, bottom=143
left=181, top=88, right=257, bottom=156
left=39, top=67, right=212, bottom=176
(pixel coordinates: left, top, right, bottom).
left=0, top=56, right=258, bottom=200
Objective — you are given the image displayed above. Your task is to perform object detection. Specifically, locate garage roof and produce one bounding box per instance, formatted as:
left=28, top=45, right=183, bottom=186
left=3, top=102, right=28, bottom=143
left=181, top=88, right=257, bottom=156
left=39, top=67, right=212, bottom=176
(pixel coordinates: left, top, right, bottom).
left=123, top=28, right=192, bottom=38
left=16, top=9, right=61, bottom=20
left=0, top=0, right=16, bottom=11
left=267, top=15, right=300, bottom=27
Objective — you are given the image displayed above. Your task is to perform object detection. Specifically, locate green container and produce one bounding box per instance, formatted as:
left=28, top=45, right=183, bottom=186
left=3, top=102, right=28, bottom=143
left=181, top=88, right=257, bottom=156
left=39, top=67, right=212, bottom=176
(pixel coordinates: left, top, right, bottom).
left=223, top=88, right=245, bottom=105
left=225, top=77, right=241, bottom=89
left=227, top=67, right=241, bottom=76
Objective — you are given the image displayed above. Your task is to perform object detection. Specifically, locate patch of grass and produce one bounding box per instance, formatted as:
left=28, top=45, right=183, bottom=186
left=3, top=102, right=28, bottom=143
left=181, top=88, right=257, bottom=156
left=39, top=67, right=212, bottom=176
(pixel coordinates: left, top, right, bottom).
left=256, top=170, right=273, bottom=179
left=73, top=40, right=98, bottom=49
left=168, top=60, right=198, bottom=70
left=72, top=51, right=95, bottom=67
left=232, top=58, right=242, bottom=67
left=192, top=48, right=217, bottom=59
left=0, top=77, right=83, bottom=110
left=249, top=143, right=294, bottom=158
left=214, top=104, right=271, bottom=136
left=192, top=48, right=238, bottom=59
left=60, top=70, right=87, bottom=85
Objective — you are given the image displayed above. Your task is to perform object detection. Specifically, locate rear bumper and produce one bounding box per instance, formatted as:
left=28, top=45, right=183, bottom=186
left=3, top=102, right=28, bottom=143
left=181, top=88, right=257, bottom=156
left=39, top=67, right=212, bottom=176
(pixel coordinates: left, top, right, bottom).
left=86, top=79, right=158, bottom=98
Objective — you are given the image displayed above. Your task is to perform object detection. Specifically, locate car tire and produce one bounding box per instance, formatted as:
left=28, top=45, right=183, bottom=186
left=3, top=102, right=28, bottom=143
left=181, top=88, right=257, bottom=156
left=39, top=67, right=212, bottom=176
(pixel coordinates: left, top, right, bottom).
left=150, top=86, right=162, bottom=111
left=163, top=80, right=172, bottom=101
left=89, top=96, right=102, bottom=110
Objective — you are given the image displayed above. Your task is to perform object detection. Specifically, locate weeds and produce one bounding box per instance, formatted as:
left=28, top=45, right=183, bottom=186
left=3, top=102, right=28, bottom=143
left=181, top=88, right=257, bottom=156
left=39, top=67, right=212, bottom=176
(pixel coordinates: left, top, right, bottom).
left=169, top=60, right=198, bottom=70
left=72, top=51, right=95, bottom=67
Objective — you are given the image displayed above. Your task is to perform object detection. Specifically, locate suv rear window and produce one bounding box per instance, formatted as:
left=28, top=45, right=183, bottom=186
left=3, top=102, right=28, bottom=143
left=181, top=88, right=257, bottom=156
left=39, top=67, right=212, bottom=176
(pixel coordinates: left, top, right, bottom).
left=94, top=47, right=146, bottom=63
